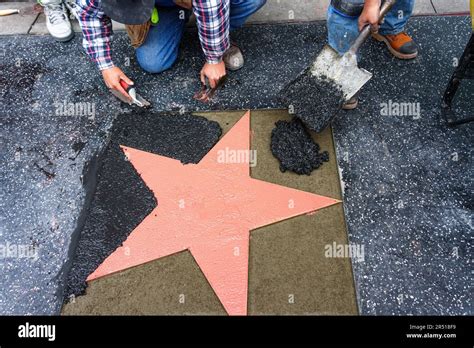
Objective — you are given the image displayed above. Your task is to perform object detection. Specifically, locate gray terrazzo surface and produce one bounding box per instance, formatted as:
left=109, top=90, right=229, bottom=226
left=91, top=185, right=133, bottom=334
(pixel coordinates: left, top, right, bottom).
left=332, top=17, right=473, bottom=315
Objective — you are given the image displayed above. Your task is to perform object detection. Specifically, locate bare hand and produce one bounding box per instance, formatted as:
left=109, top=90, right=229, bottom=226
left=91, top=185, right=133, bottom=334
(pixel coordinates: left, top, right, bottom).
left=102, top=66, right=134, bottom=101
left=200, top=61, right=226, bottom=89
left=358, top=1, right=381, bottom=32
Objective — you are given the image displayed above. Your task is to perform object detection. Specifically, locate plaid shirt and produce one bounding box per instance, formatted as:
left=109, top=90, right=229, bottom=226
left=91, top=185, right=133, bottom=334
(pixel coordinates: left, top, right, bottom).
left=75, top=0, right=230, bottom=70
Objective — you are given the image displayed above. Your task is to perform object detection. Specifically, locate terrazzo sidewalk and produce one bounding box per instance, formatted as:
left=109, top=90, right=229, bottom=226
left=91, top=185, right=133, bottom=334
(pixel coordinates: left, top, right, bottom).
left=0, top=0, right=470, bottom=36
left=0, top=14, right=472, bottom=315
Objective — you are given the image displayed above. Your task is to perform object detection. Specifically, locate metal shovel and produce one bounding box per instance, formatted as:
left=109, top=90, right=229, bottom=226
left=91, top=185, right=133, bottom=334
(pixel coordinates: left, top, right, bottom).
left=280, top=0, right=396, bottom=133
left=311, top=0, right=396, bottom=101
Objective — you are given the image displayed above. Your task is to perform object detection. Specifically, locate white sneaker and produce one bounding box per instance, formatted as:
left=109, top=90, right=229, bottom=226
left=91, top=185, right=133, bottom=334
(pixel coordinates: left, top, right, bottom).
left=64, top=0, right=79, bottom=21
left=41, top=1, right=74, bottom=42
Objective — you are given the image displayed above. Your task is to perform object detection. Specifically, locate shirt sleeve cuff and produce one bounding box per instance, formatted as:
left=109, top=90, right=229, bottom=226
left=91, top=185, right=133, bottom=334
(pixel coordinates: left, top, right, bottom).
left=97, top=59, right=115, bottom=71
left=206, top=57, right=223, bottom=64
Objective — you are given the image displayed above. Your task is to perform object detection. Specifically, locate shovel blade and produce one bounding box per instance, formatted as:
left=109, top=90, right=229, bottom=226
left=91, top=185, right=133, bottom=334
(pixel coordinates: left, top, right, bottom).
left=310, top=45, right=372, bottom=101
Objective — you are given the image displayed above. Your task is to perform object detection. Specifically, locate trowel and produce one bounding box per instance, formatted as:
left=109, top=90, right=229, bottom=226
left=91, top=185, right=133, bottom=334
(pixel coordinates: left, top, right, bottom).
left=110, top=80, right=151, bottom=108
left=280, top=0, right=396, bottom=133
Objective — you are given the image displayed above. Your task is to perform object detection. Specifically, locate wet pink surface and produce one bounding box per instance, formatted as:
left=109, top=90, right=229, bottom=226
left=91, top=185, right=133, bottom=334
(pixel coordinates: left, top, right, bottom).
left=87, top=111, right=339, bottom=315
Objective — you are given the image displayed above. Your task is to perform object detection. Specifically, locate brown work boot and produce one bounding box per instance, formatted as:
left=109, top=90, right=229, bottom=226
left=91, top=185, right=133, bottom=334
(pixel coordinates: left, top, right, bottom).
left=372, top=32, right=418, bottom=59
left=223, top=43, right=244, bottom=71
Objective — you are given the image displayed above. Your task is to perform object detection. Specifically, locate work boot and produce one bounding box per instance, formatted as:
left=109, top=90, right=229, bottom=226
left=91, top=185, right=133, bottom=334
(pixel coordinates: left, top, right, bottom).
left=40, top=0, right=74, bottom=42
left=342, top=95, right=359, bottom=110
left=372, top=32, right=418, bottom=60
left=223, top=43, right=244, bottom=71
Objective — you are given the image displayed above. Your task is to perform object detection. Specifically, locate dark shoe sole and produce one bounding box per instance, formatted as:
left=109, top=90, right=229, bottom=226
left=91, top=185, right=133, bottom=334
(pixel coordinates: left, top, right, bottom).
left=342, top=98, right=358, bottom=110
left=372, top=33, right=418, bottom=60
left=53, top=31, right=75, bottom=43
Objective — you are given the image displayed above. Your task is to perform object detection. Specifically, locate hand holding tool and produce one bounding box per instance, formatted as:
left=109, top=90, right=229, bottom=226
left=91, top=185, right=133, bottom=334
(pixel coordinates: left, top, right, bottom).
left=110, top=80, right=151, bottom=108
left=193, top=75, right=227, bottom=103
left=280, top=0, right=396, bottom=133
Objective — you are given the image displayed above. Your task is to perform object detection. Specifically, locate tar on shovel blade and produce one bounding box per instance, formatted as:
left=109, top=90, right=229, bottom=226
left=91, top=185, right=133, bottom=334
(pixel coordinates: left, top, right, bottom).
left=279, top=67, right=344, bottom=133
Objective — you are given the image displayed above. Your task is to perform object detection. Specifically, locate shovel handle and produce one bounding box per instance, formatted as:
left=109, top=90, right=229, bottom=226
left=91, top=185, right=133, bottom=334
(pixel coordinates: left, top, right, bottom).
left=348, top=0, right=396, bottom=55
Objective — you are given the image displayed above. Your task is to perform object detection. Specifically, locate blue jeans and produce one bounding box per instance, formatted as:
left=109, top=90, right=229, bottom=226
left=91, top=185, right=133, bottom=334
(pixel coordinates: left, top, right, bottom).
left=327, top=0, right=415, bottom=55
left=136, top=0, right=267, bottom=73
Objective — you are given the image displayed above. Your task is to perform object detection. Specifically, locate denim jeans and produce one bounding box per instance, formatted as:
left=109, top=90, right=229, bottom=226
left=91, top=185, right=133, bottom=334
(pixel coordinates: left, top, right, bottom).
left=136, top=0, right=267, bottom=73
left=327, top=0, right=415, bottom=55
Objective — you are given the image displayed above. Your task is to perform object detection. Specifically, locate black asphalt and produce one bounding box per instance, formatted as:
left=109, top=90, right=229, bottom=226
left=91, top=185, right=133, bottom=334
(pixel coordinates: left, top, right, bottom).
left=271, top=118, right=329, bottom=175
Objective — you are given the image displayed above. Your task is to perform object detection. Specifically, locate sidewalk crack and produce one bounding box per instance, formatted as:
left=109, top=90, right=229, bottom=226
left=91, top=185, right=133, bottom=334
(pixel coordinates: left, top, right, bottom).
left=27, top=13, right=41, bottom=35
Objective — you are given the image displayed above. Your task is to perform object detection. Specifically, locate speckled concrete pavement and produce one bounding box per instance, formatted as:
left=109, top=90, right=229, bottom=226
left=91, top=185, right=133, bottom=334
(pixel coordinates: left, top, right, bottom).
left=1, top=15, right=472, bottom=315
left=332, top=17, right=473, bottom=315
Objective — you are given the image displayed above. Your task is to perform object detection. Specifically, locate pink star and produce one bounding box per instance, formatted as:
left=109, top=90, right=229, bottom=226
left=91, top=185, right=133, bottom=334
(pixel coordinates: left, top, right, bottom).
left=87, top=111, right=339, bottom=315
